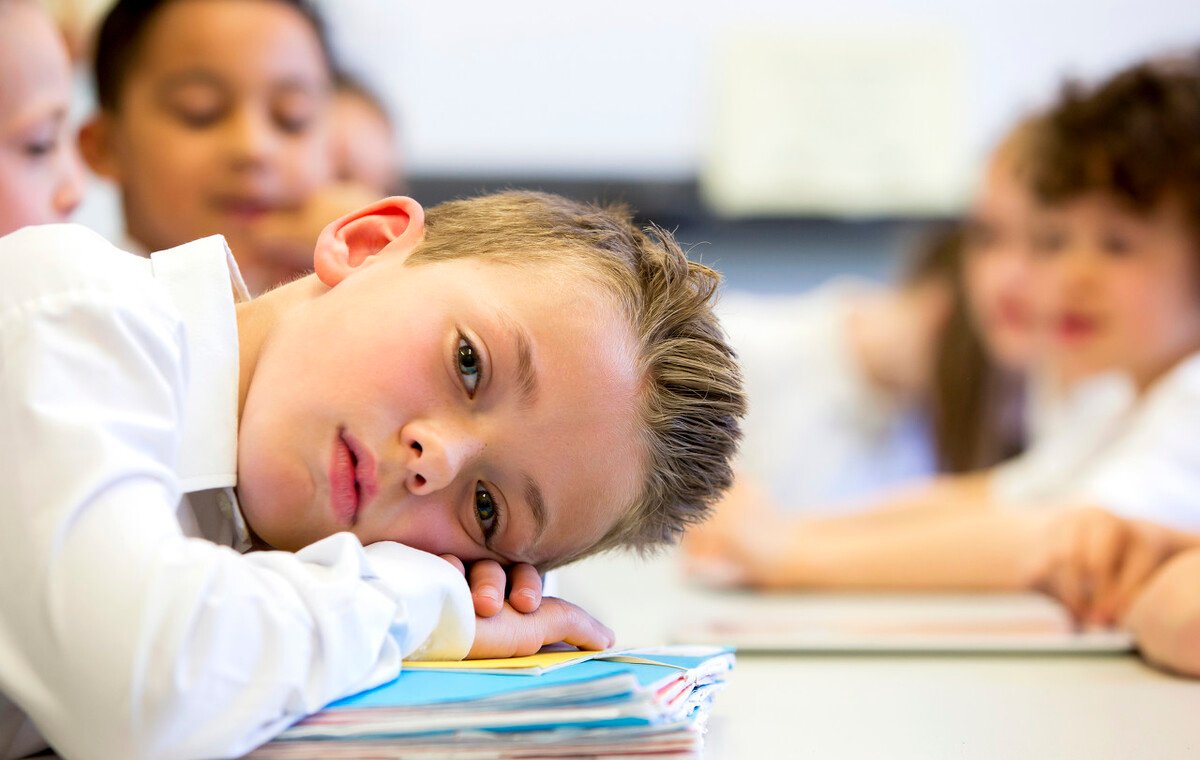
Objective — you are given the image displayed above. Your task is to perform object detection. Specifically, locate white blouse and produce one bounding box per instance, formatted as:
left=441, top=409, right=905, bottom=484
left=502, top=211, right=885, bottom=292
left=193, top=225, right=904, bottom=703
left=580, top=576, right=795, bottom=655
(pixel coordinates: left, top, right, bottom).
left=0, top=225, right=474, bottom=760
left=994, top=356, right=1200, bottom=531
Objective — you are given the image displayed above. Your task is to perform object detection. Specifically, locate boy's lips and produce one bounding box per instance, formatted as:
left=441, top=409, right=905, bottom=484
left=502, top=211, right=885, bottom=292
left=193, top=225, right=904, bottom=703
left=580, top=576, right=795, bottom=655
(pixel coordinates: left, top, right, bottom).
left=329, top=429, right=379, bottom=526
left=213, top=196, right=280, bottom=223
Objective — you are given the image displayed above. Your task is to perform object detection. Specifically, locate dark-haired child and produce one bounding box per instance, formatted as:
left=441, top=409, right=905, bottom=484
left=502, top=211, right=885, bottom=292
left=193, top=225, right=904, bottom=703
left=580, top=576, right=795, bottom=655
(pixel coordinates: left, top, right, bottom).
left=79, top=0, right=334, bottom=295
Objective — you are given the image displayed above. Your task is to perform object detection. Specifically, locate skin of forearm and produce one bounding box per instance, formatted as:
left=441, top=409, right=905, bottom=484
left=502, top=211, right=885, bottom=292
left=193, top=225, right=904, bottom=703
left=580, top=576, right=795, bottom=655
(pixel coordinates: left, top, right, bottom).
left=798, top=472, right=994, bottom=539
left=767, top=508, right=1042, bottom=591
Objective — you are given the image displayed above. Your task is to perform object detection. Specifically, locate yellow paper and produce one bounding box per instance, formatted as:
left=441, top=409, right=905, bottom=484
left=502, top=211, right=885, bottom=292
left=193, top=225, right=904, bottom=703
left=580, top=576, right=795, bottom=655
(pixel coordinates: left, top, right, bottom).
left=403, top=649, right=604, bottom=672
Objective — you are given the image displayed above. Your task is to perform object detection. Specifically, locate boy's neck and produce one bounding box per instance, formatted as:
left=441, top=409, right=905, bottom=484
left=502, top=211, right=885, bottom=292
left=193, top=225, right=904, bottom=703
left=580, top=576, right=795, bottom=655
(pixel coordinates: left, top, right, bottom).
left=234, top=274, right=322, bottom=420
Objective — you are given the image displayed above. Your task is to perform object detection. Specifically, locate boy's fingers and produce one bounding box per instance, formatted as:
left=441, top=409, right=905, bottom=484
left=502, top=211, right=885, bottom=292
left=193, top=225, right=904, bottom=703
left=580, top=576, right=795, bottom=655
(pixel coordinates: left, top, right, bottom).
left=469, top=561, right=506, bottom=617
left=439, top=554, right=466, bottom=575
left=468, top=599, right=616, bottom=659
left=507, top=563, right=543, bottom=613
left=540, top=598, right=615, bottom=651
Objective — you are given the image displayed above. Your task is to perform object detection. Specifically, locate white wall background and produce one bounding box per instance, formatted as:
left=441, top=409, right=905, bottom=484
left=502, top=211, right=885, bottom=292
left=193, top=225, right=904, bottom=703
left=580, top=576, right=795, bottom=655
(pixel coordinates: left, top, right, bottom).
left=322, top=0, right=1200, bottom=181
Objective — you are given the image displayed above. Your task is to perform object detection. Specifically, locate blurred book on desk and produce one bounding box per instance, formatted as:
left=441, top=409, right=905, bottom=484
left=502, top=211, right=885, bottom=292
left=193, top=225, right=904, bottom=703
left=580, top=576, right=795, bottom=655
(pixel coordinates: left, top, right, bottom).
left=247, top=646, right=734, bottom=758
left=673, top=592, right=1133, bottom=654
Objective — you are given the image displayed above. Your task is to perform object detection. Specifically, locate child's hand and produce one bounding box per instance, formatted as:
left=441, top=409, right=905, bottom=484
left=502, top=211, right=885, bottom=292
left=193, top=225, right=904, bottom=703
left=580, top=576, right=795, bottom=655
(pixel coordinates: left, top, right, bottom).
left=439, top=556, right=543, bottom=616
left=468, top=598, right=615, bottom=659
left=681, top=477, right=782, bottom=588
left=1033, top=507, right=1176, bottom=626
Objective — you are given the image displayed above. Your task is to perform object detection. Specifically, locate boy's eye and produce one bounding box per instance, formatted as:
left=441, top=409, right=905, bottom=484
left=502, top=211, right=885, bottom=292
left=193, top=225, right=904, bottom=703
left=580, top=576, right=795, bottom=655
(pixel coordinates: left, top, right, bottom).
left=474, top=482, right=499, bottom=539
left=171, top=104, right=226, bottom=129
left=273, top=92, right=317, bottom=135
left=164, top=84, right=229, bottom=130
left=457, top=337, right=482, bottom=396
left=274, top=114, right=312, bottom=135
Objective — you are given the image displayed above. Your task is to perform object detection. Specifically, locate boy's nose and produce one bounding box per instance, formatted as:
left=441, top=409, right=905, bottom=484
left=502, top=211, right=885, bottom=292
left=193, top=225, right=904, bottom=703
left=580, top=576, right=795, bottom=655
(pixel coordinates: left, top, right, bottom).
left=227, top=107, right=279, bottom=166
left=54, top=150, right=85, bottom=219
left=399, top=422, right=484, bottom=496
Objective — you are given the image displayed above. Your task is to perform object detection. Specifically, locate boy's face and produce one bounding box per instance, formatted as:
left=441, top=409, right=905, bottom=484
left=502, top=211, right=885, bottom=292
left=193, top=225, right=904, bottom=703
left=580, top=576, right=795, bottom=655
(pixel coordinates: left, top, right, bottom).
left=962, top=158, right=1040, bottom=371
left=1031, top=193, right=1200, bottom=386
left=237, top=254, right=645, bottom=568
left=330, top=90, right=398, bottom=196
left=0, top=2, right=84, bottom=236
left=90, top=0, right=329, bottom=268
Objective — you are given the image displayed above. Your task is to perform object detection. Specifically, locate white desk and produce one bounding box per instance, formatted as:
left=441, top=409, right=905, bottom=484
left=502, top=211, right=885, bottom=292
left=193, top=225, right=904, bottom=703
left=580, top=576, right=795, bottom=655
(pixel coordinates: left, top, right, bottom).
left=554, top=549, right=1200, bottom=759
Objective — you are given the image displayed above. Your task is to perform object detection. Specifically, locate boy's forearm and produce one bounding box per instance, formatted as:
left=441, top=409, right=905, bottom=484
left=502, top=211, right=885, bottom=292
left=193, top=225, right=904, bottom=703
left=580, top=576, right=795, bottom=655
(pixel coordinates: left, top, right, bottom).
left=770, top=507, right=1041, bottom=591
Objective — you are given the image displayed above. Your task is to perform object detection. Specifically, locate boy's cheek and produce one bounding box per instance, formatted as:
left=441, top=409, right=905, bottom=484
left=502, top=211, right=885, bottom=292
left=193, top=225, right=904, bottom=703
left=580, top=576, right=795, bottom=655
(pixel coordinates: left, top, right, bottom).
left=361, top=503, right=478, bottom=559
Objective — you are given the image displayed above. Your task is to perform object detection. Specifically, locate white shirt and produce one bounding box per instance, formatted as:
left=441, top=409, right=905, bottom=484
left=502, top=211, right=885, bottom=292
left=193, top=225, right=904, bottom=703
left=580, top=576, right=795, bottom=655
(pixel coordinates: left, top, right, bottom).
left=720, top=282, right=935, bottom=514
left=0, top=225, right=474, bottom=760
left=993, top=355, right=1200, bottom=530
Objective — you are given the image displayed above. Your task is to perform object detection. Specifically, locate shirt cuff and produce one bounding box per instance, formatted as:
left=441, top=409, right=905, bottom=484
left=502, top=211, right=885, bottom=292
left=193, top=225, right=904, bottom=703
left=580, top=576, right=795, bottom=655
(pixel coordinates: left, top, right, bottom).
left=357, top=540, right=475, bottom=660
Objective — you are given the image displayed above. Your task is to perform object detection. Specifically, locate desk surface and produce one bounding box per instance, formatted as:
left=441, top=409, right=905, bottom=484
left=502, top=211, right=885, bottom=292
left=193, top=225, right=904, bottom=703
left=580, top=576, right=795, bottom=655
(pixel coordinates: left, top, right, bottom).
left=554, top=549, right=1200, bottom=759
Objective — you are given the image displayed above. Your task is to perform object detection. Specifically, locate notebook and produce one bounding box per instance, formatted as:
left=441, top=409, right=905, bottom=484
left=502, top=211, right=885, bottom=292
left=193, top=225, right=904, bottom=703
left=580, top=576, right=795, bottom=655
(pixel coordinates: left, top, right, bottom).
left=671, top=592, right=1134, bottom=653
left=247, top=645, right=735, bottom=758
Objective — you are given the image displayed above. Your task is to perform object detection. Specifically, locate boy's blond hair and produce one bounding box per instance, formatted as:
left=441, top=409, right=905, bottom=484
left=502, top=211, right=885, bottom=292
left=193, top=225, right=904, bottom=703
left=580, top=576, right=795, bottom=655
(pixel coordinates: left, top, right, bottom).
left=407, top=191, right=746, bottom=568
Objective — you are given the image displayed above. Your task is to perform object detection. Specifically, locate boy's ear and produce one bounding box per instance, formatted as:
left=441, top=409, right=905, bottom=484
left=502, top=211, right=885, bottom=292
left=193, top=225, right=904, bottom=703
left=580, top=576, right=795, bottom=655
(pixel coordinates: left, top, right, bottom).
left=313, top=196, right=426, bottom=287
left=77, top=113, right=119, bottom=180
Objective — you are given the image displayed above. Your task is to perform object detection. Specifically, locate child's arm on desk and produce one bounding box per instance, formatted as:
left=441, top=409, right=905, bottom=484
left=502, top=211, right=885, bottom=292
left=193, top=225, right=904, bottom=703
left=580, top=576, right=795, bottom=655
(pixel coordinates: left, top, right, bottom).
left=1127, top=549, right=1200, bottom=676
left=687, top=474, right=1193, bottom=625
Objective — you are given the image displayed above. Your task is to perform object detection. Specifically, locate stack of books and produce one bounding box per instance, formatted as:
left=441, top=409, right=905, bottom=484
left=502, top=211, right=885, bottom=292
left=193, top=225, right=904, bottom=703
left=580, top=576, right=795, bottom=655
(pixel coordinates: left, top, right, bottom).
left=249, top=646, right=734, bottom=758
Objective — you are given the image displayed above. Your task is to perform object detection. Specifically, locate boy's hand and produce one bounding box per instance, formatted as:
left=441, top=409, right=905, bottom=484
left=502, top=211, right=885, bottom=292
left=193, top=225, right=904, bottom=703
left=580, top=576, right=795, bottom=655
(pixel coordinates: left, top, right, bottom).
left=468, top=597, right=615, bottom=659
left=439, top=556, right=543, bottom=616
left=1033, top=507, right=1176, bottom=626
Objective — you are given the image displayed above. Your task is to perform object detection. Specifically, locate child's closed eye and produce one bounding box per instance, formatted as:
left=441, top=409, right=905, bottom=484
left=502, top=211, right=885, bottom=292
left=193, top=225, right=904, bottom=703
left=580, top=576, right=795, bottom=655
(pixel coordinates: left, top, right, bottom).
left=162, top=79, right=229, bottom=129
left=271, top=95, right=317, bottom=135
left=17, top=121, right=60, bottom=160
left=21, top=138, right=57, bottom=159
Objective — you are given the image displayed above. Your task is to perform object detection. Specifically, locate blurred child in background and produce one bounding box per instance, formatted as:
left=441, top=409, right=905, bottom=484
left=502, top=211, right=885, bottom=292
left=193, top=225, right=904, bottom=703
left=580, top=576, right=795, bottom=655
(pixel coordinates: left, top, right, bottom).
left=78, top=0, right=335, bottom=295
left=688, top=54, right=1200, bottom=626
left=0, top=0, right=85, bottom=236
left=330, top=71, right=401, bottom=194
left=720, top=222, right=1023, bottom=517
left=237, top=70, right=405, bottom=274
left=705, top=115, right=1044, bottom=528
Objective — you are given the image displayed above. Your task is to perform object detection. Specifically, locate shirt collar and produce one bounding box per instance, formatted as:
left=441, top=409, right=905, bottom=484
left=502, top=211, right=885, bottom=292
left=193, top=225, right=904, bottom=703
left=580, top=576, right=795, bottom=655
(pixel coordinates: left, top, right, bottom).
left=148, top=235, right=249, bottom=491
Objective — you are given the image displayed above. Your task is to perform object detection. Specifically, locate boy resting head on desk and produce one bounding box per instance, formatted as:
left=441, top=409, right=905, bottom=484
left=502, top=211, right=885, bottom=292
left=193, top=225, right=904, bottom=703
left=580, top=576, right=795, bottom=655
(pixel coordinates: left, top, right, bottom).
left=0, top=190, right=746, bottom=759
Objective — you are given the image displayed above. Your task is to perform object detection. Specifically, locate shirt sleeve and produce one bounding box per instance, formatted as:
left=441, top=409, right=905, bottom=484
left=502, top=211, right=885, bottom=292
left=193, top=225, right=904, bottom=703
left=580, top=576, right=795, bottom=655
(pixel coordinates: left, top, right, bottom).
left=0, top=237, right=473, bottom=759
left=1071, top=368, right=1200, bottom=531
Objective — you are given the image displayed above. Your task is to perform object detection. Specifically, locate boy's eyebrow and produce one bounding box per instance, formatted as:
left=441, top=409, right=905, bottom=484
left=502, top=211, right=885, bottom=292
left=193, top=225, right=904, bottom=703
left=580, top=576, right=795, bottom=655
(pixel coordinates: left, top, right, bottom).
left=522, top=472, right=549, bottom=547
left=512, top=323, right=539, bottom=407
left=156, top=69, right=226, bottom=95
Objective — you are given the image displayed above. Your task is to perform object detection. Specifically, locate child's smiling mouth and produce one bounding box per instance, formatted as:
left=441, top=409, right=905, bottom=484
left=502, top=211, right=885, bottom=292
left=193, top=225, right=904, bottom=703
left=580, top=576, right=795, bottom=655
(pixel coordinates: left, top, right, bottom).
left=1056, top=312, right=1102, bottom=344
